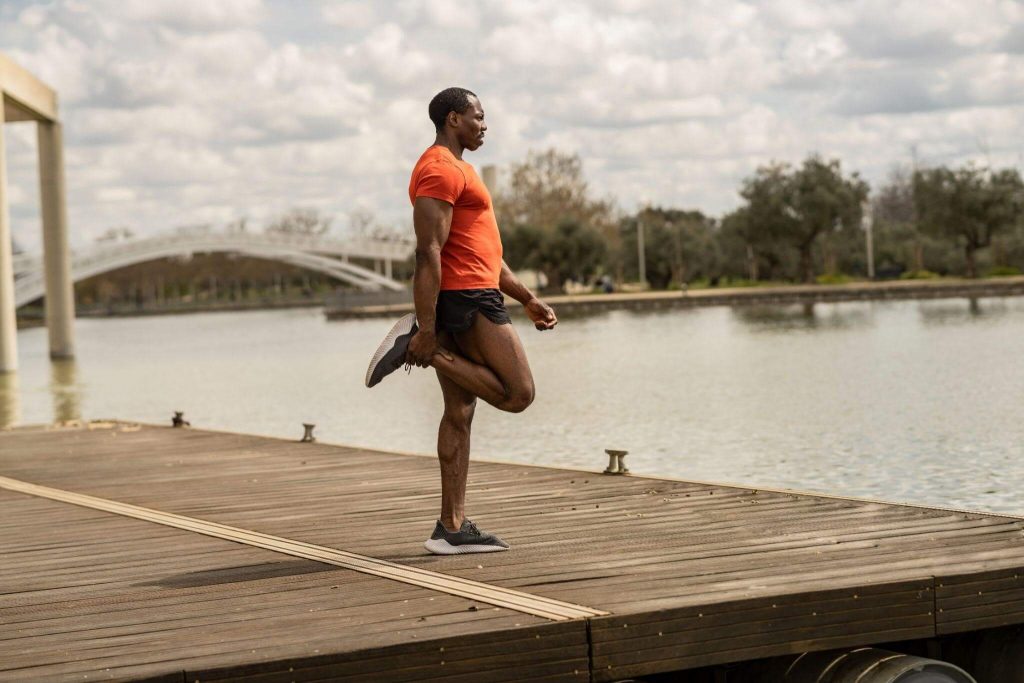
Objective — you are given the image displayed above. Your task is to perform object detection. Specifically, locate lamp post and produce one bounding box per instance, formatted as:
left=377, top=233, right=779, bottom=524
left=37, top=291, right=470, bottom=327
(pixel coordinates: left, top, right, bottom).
left=637, top=216, right=646, bottom=287
left=861, top=199, right=875, bottom=280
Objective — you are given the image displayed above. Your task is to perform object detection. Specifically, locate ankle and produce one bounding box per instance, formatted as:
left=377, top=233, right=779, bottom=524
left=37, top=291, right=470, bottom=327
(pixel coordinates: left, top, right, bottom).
left=440, top=516, right=463, bottom=532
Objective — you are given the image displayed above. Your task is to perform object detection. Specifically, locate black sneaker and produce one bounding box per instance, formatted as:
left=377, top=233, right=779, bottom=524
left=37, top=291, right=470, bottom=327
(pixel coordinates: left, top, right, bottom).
left=424, top=520, right=510, bottom=555
left=365, top=313, right=418, bottom=388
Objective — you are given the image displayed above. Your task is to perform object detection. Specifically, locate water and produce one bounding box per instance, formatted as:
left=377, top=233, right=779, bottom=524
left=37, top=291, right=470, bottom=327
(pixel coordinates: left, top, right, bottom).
left=4, top=298, right=1023, bottom=514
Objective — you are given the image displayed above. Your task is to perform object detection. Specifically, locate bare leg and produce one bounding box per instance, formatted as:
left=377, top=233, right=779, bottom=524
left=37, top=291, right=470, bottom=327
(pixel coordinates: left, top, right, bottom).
left=431, top=319, right=535, bottom=531
left=430, top=316, right=535, bottom=413
left=436, top=334, right=475, bottom=532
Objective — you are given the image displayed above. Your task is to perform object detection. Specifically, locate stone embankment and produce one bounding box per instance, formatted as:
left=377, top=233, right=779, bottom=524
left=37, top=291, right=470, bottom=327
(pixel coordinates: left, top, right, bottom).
left=325, top=276, right=1024, bottom=320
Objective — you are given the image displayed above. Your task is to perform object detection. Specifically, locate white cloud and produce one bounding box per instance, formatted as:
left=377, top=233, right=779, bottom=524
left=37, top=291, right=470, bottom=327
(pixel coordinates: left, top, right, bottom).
left=104, top=0, right=266, bottom=31
left=321, top=1, right=376, bottom=29
left=1, top=0, right=1021, bottom=252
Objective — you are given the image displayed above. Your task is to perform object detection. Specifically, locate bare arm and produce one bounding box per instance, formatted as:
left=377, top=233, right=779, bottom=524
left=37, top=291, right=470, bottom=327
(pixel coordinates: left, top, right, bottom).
left=499, top=260, right=536, bottom=305
left=407, top=197, right=453, bottom=366
left=500, top=260, right=558, bottom=331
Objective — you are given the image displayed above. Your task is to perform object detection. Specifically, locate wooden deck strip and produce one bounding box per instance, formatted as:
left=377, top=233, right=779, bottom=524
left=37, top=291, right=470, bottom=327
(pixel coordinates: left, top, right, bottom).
left=3, top=423, right=1024, bottom=680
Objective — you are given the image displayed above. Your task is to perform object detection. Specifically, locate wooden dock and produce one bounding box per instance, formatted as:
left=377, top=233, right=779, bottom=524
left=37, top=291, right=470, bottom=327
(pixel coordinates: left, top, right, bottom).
left=3, top=423, right=1024, bottom=682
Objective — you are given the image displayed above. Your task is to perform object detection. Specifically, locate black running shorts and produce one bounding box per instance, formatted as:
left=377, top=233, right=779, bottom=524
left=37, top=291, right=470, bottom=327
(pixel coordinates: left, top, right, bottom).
left=435, top=289, right=512, bottom=333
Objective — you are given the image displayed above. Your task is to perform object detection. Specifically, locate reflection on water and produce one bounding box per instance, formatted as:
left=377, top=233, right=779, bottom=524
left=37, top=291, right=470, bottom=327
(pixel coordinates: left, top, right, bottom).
left=731, top=302, right=873, bottom=332
left=0, top=372, right=20, bottom=429
left=917, top=297, right=1010, bottom=325
left=5, top=296, right=1024, bottom=515
left=50, top=359, right=81, bottom=424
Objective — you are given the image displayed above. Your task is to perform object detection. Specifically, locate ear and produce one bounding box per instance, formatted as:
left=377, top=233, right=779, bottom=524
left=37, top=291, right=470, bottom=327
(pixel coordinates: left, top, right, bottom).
left=446, top=110, right=460, bottom=128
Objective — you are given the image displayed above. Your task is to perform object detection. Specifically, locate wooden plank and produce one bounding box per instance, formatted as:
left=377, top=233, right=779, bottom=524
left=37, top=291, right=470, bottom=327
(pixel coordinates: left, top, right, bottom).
left=192, top=622, right=588, bottom=682
left=0, top=475, right=606, bottom=622
left=936, top=566, right=1024, bottom=635
left=0, top=493, right=570, bottom=683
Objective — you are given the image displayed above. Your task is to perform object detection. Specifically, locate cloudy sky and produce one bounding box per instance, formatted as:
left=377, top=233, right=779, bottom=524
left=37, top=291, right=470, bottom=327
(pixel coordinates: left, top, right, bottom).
left=2, top=0, right=1022, bottom=252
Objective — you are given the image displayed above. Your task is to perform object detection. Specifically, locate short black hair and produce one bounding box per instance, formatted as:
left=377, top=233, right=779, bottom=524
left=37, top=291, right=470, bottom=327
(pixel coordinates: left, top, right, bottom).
left=428, top=87, right=477, bottom=131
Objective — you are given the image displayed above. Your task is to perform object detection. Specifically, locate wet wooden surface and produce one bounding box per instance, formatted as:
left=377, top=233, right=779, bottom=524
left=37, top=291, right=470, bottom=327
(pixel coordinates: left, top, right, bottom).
left=2, top=423, right=1023, bottom=681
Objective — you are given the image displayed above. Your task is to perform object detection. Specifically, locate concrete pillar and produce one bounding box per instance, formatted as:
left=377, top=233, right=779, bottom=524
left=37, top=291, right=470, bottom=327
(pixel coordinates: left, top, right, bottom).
left=38, top=121, right=75, bottom=359
left=0, top=105, right=17, bottom=373
left=482, top=165, right=497, bottom=193
left=0, top=369, right=20, bottom=427
left=384, top=258, right=392, bottom=279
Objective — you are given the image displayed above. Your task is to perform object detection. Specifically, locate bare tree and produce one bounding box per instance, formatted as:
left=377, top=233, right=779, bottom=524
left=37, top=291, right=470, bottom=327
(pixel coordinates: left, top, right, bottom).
left=266, top=207, right=332, bottom=236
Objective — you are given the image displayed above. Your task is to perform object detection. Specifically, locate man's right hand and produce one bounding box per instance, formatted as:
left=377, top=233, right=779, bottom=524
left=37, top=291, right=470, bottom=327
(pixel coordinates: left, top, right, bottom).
left=406, top=328, right=452, bottom=367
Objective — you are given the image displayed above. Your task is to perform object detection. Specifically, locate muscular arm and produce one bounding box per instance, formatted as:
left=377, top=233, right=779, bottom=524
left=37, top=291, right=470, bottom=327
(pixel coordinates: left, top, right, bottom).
left=407, top=197, right=453, bottom=366
left=498, top=260, right=536, bottom=306
left=499, top=260, right=558, bottom=331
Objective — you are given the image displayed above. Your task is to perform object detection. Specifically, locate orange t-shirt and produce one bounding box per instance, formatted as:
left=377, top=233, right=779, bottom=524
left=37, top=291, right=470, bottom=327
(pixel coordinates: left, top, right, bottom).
left=409, top=145, right=503, bottom=291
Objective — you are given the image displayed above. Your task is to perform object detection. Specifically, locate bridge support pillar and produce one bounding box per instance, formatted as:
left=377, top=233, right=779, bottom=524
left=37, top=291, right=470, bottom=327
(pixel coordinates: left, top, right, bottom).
left=38, top=121, right=75, bottom=359
left=0, top=104, right=17, bottom=373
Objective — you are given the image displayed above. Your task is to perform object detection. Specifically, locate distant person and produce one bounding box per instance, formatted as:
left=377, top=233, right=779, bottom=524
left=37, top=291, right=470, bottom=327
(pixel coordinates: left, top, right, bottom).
left=365, top=87, right=557, bottom=555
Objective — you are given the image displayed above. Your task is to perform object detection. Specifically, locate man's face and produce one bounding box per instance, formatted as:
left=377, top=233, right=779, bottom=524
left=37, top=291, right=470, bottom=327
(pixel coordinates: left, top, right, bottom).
left=453, top=95, right=486, bottom=150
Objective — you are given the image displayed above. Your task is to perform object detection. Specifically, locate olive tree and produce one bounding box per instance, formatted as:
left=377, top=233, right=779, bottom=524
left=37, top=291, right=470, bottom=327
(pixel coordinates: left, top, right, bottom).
left=913, top=165, right=1024, bottom=278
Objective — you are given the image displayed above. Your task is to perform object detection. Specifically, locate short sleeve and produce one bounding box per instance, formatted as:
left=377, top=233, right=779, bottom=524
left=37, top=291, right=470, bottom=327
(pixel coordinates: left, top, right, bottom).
left=414, top=161, right=466, bottom=205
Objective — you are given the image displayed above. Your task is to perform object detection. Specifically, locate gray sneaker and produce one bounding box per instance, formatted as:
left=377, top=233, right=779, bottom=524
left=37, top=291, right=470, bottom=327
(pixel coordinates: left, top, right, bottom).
left=424, top=520, right=510, bottom=555
left=365, top=313, right=418, bottom=388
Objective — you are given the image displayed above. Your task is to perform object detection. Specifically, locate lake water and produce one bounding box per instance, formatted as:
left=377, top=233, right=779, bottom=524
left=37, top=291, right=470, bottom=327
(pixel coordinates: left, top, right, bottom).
left=3, top=297, right=1023, bottom=515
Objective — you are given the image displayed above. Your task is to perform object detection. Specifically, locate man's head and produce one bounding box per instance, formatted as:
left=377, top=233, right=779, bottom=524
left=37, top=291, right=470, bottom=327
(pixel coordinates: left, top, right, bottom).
left=429, top=87, right=486, bottom=151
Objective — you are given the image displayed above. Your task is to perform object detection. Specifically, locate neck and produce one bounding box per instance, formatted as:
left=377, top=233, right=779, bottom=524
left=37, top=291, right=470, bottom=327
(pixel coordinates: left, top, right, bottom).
left=433, top=132, right=464, bottom=160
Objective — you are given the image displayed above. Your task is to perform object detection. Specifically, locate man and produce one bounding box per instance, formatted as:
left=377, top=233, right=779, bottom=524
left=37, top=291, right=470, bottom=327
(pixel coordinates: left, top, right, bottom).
left=365, top=87, right=557, bottom=555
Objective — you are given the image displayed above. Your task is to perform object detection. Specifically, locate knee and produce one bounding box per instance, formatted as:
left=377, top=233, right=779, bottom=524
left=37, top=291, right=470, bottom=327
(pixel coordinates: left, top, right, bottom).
left=501, top=385, right=535, bottom=414
left=443, top=400, right=476, bottom=428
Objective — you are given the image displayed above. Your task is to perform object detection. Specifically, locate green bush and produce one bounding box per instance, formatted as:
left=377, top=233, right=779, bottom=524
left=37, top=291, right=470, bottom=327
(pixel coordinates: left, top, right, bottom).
left=900, top=269, right=941, bottom=280
left=985, top=265, right=1022, bottom=277
left=814, top=273, right=853, bottom=285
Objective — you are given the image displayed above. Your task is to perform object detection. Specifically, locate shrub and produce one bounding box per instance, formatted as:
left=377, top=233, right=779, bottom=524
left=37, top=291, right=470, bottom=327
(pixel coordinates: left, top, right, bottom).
left=900, top=269, right=941, bottom=280
left=815, top=273, right=853, bottom=285
left=985, top=265, right=1022, bottom=277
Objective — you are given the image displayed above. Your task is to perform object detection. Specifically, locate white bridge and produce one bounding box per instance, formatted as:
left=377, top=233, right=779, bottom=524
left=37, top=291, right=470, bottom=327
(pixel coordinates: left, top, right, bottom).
left=13, top=231, right=414, bottom=308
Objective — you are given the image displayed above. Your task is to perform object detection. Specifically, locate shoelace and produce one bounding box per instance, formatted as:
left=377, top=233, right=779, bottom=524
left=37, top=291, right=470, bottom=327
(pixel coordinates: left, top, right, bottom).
left=463, top=520, right=481, bottom=536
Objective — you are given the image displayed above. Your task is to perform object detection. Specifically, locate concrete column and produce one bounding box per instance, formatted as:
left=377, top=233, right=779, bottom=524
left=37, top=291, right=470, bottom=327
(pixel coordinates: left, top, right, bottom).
left=0, top=105, right=18, bottom=373
left=384, top=258, right=392, bottom=279
left=482, top=165, right=497, bottom=193
left=38, top=121, right=75, bottom=359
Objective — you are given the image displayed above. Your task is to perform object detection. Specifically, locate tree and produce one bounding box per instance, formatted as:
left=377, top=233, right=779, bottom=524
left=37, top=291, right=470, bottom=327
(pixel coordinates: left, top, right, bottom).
left=737, top=162, right=799, bottom=280
left=872, top=166, right=921, bottom=274
left=536, top=221, right=608, bottom=289
left=621, top=207, right=718, bottom=287
left=788, top=157, right=869, bottom=283
left=348, top=208, right=408, bottom=242
left=913, top=165, right=1024, bottom=278
left=266, top=207, right=332, bottom=236
left=737, top=157, right=868, bottom=283
left=494, top=149, right=616, bottom=290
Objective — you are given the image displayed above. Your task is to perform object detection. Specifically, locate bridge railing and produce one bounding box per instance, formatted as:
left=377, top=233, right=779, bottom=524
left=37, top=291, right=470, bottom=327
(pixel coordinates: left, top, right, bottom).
left=12, top=232, right=415, bottom=276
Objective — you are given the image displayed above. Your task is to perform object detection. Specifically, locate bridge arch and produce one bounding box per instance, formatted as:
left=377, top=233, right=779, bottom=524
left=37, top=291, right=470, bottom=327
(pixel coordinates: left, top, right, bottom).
left=14, top=233, right=411, bottom=308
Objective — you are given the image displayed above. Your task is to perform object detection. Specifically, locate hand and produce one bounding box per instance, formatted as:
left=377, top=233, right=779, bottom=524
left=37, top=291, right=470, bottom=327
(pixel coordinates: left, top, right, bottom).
left=406, top=328, right=437, bottom=368
left=525, top=298, right=557, bottom=331
left=406, top=328, right=453, bottom=368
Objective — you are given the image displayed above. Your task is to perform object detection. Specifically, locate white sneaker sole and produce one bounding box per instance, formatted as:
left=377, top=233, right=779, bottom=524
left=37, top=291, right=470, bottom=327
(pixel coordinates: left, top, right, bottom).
left=424, top=539, right=510, bottom=555
left=364, top=313, right=417, bottom=387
